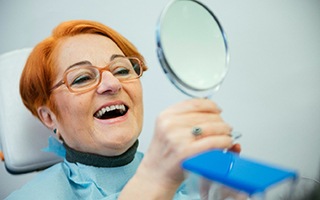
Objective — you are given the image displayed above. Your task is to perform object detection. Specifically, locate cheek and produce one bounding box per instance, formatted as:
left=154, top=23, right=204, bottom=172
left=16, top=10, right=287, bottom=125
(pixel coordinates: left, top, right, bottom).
left=131, top=83, right=143, bottom=107
left=55, top=93, right=73, bottom=114
left=133, top=84, right=144, bottom=121
left=54, top=92, right=90, bottom=119
left=124, top=82, right=143, bottom=115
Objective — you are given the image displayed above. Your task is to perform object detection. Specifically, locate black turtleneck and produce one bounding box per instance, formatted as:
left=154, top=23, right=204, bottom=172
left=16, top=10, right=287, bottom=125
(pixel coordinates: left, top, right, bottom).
left=63, top=140, right=139, bottom=167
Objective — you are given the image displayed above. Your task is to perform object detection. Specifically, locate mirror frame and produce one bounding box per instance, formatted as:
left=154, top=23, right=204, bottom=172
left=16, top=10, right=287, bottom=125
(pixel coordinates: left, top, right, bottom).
left=156, top=0, right=229, bottom=98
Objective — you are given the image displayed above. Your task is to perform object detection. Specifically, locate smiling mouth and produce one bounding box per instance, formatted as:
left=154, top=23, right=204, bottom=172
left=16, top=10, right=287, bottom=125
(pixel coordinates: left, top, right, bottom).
left=94, top=104, right=128, bottom=120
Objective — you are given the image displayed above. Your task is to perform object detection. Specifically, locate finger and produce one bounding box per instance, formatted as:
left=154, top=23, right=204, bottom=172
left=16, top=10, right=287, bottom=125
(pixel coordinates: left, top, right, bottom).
left=165, top=113, right=224, bottom=131
left=187, top=135, right=233, bottom=156
left=156, top=110, right=225, bottom=137
left=164, top=99, right=222, bottom=115
left=191, top=122, right=233, bottom=138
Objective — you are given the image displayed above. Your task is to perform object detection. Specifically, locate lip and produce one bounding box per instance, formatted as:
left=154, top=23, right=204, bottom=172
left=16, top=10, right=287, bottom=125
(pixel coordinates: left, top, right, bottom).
left=94, top=100, right=129, bottom=124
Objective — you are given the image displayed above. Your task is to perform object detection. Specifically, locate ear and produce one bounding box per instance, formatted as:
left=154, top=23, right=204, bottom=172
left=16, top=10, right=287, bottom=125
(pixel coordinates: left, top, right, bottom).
left=37, top=106, right=57, bottom=130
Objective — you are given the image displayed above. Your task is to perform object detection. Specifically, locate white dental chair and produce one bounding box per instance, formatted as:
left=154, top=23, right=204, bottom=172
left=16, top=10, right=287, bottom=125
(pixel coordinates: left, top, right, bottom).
left=0, top=48, right=62, bottom=174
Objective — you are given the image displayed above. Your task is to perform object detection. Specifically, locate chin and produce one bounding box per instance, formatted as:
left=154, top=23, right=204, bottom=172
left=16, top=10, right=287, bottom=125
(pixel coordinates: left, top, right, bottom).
left=96, top=136, right=137, bottom=155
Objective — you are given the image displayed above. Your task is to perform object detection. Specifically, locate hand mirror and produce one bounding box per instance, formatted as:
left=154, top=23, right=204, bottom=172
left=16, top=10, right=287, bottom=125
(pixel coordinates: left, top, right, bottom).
left=156, top=0, right=229, bottom=98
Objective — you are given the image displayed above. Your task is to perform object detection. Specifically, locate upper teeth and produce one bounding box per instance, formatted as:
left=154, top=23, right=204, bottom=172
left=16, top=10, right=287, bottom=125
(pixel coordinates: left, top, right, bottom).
left=95, top=104, right=126, bottom=118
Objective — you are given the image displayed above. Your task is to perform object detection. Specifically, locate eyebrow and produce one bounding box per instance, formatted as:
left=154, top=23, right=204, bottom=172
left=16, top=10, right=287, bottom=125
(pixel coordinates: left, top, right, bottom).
left=66, top=60, right=92, bottom=71
left=65, top=54, right=125, bottom=71
left=110, top=54, right=125, bottom=60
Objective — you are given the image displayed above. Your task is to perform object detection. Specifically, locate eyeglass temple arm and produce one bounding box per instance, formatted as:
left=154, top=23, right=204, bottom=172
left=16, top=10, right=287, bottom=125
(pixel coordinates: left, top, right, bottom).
left=50, top=80, right=65, bottom=92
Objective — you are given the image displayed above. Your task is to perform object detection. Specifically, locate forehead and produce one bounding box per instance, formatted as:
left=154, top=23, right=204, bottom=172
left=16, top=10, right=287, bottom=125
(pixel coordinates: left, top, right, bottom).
left=55, top=34, right=124, bottom=71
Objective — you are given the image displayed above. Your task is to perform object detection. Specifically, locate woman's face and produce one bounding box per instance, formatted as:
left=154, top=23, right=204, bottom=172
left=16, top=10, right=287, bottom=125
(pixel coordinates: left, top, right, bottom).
left=50, top=34, right=143, bottom=156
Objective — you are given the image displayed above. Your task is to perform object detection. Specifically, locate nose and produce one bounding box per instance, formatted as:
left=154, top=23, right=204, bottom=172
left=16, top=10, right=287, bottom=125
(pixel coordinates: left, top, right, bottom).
left=96, top=71, right=122, bottom=95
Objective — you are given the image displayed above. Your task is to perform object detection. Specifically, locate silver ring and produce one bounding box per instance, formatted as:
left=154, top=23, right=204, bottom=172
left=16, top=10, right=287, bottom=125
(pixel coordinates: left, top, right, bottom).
left=192, top=127, right=202, bottom=136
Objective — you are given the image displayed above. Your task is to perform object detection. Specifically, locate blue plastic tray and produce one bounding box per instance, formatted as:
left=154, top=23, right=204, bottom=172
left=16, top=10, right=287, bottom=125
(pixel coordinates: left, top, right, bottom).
left=182, top=150, right=298, bottom=195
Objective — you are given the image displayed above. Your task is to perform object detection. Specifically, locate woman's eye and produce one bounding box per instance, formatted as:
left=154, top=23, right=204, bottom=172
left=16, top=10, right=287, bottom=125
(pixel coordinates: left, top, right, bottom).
left=71, top=74, right=94, bottom=85
left=113, top=67, right=131, bottom=76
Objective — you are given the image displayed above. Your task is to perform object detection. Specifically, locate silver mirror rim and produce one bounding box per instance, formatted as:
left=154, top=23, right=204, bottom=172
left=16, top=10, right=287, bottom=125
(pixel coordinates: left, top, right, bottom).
left=156, top=0, right=230, bottom=98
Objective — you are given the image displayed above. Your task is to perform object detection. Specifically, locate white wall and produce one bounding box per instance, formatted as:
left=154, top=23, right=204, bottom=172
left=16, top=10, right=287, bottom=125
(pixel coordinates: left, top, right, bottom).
left=1, top=0, right=320, bottom=198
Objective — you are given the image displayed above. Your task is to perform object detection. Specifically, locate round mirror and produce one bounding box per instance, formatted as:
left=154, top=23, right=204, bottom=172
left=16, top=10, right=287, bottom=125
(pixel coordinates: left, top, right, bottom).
left=156, top=0, right=229, bottom=98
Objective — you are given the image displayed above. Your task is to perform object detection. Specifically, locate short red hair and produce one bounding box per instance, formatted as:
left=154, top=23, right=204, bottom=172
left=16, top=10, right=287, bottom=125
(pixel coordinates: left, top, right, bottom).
left=20, top=20, right=147, bottom=121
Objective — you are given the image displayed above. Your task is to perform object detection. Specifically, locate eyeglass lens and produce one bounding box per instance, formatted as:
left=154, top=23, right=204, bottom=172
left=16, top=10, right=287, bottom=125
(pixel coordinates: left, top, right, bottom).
left=65, top=57, right=141, bottom=92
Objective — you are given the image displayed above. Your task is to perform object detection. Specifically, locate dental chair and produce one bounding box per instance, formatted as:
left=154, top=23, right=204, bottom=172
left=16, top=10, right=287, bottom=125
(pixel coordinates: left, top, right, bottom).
left=0, top=48, right=62, bottom=174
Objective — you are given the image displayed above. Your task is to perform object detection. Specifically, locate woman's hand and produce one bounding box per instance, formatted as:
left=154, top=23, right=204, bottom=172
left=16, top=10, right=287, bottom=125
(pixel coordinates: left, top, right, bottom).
left=120, top=99, right=240, bottom=199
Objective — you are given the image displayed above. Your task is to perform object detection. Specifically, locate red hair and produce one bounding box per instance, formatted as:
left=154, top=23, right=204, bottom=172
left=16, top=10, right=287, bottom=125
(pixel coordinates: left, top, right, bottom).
left=20, top=20, right=147, bottom=121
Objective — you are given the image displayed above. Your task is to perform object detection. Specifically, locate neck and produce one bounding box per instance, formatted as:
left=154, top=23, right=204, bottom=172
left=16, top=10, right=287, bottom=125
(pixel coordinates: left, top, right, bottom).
left=63, top=140, right=139, bottom=167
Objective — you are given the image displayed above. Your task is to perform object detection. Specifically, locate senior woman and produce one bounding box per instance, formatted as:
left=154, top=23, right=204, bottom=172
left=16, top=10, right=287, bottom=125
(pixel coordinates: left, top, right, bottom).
left=7, top=20, right=240, bottom=199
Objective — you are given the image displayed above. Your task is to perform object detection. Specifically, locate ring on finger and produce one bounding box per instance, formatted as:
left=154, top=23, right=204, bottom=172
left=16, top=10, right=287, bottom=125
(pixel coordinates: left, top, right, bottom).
left=192, top=127, right=203, bottom=137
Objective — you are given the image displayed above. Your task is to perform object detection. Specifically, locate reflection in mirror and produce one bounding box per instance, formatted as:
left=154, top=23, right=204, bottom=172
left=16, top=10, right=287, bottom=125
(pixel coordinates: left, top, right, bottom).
left=156, top=0, right=229, bottom=98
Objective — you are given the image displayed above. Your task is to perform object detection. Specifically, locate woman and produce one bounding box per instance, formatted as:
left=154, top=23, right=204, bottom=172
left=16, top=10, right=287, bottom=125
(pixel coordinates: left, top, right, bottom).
left=7, top=20, right=240, bottom=199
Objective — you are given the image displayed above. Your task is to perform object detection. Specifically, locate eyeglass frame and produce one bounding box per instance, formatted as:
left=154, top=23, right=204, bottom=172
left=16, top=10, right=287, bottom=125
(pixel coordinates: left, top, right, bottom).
left=50, top=56, right=144, bottom=94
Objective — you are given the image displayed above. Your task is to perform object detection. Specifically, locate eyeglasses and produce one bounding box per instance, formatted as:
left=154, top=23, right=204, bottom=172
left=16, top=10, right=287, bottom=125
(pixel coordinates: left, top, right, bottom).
left=50, top=56, right=143, bottom=94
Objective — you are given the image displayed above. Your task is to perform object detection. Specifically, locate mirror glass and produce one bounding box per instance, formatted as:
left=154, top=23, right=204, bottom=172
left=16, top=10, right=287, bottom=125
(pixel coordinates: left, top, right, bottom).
left=156, top=0, right=229, bottom=98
